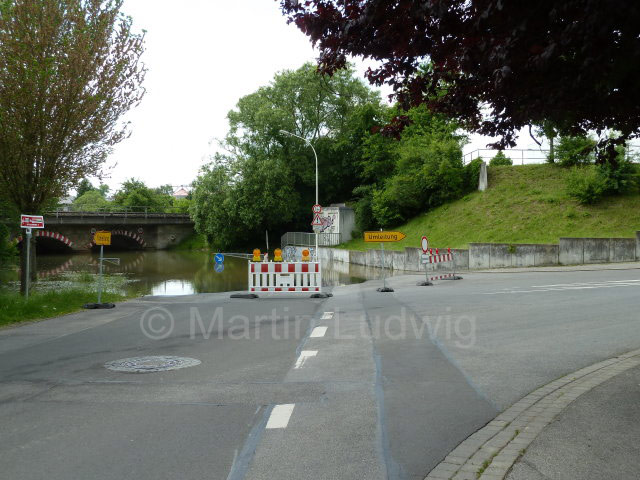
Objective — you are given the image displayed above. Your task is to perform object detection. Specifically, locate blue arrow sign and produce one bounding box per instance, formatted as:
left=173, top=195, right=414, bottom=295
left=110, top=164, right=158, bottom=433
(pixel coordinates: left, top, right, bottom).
left=214, top=253, right=224, bottom=264
left=214, top=263, right=225, bottom=273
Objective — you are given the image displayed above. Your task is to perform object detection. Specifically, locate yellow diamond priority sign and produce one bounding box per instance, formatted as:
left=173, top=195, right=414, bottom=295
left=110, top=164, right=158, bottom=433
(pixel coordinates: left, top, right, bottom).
left=364, top=231, right=406, bottom=242
left=94, top=231, right=112, bottom=246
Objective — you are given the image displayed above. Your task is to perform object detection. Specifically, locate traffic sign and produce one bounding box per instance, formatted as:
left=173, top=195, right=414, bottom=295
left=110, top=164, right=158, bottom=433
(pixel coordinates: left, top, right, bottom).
left=94, top=231, right=111, bottom=246
left=311, top=213, right=323, bottom=226
left=363, top=231, right=406, bottom=242
left=421, top=236, right=429, bottom=254
left=421, top=254, right=430, bottom=264
left=312, top=204, right=322, bottom=214
left=20, top=215, right=44, bottom=229
left=214, top=253, right=224, bottom=264
left=214, top=263, right=225, bottom=273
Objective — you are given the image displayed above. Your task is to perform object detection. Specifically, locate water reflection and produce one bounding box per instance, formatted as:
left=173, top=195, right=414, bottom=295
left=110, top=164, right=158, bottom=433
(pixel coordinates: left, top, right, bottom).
left=0, top=251, right=385, bottom=296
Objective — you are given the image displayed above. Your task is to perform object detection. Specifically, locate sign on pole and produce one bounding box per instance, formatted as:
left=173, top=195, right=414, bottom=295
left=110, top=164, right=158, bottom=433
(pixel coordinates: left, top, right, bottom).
left=312, top=204, right=322, bottom=214
left=21, top=215, right=44, bottom=229
left=421, top=236, right=429, bottom=254
left=311, top=213, right=323, bottom=226
left=363, top=231, right=406, bottom=242
left=214, top=253, right=224, bottom=264
left=94, top=231, right=112, bottom=246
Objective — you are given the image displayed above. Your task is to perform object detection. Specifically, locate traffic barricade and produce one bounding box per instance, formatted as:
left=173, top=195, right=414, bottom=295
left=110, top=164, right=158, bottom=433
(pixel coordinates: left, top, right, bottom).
left=419, top=248, right=463, bottom=285
left=248, top=261, right=322, bottom=293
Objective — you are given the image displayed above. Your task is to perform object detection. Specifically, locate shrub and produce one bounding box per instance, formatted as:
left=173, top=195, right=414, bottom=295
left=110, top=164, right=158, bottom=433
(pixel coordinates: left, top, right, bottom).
left=489, top=151, right=513, bottom=166
left=555, top=135, right=597, bottom=167
left=566, top=167, right=608, bottom=204
left=0, top=224, right=17, bottom=263
left=464, top=158, right=483, bottom=191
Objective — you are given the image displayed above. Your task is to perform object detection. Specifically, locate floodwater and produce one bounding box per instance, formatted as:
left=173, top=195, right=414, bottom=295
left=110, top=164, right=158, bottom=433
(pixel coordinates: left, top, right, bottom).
left=0, top=250, right=384, bottom=296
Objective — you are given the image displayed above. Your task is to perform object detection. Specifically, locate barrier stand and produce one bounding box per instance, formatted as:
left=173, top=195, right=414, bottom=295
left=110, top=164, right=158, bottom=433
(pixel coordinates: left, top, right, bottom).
left=417, top=248, right=463, bottom=286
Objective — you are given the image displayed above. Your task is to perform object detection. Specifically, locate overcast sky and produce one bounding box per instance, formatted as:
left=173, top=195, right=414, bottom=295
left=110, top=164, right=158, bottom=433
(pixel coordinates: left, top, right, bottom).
left=99, top=0, right=544, bottom=193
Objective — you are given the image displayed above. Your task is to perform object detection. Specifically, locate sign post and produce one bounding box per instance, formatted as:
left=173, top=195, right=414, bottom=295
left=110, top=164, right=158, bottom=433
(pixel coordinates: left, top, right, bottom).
left=88, top=231, right=119, bottom=308
left=214, top=253, right=225, bottom=273
left=418, top=236, right=433, bottom=286
left=363, top=230, right=406, bottom=293
left=20, top=215, right=45, bottom=300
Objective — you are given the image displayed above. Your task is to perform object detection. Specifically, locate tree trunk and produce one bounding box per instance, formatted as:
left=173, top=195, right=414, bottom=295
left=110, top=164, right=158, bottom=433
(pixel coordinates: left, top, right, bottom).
left=548, top=137, right=555, bottom=163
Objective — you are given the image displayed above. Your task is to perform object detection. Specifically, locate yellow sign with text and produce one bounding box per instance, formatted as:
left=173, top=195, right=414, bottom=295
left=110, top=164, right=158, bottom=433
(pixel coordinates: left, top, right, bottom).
left=364, top=231, right=406, bottom=242
left=94, top=231, right=112, bottom=246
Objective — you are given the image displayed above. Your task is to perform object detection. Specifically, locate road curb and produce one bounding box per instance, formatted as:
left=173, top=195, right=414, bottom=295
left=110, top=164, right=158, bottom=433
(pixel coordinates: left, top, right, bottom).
left=424, top=348, right=640, bottom=480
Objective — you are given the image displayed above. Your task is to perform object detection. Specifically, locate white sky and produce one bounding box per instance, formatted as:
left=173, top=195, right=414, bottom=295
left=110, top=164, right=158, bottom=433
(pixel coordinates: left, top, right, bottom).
left=99, top=0, right=545, bottom=193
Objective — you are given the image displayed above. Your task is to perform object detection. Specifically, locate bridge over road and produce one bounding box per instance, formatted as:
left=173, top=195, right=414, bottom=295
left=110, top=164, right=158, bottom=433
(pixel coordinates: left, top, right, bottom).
left=13, top=208, right=195, bottom=252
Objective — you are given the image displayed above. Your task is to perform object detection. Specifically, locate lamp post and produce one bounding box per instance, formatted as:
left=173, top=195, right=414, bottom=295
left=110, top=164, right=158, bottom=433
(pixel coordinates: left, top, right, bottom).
left=279, top=130, right=319, bottom=261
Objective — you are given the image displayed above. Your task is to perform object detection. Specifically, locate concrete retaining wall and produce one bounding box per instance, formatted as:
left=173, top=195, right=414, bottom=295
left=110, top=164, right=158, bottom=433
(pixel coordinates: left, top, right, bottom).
left=319, top=231, right=639, bottom=272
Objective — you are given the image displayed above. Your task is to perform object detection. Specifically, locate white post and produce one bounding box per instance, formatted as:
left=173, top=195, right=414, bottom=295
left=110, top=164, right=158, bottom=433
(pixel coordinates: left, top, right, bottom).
left=97, top=245, right=104, bottom=304
left=25, top=228, right=32, bottom=300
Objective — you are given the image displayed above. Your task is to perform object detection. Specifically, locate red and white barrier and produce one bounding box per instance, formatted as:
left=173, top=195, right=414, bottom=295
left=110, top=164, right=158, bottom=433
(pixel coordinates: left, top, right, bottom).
left=248, top=262, right=321, bottom=293
left=427, top=253, right=452, bottom=264
left=429, top=272, right=457, bottom=281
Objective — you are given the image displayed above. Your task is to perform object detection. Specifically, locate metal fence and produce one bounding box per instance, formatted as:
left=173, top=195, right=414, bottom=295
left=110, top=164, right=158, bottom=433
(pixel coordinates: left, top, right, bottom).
left=463, top=145, right=640, bottom=166
left=281, top=231, right=341, bottom=248
left=46, top=205, right=190, bottom=218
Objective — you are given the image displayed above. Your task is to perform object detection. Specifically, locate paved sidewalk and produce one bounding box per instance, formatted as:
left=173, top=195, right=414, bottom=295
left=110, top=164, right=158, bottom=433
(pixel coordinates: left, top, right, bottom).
left=507, top=363, right=640, bottom=480
left=424, top=349, right=640, bottom=480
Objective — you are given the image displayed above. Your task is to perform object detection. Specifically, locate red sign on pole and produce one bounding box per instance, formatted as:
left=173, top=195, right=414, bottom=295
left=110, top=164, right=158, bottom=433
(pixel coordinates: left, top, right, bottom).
left=20, top=215, right=45, bottom=229
left=311, top=213, right=323, bottom=226
left=312, top=204, right=322, bottom=214
left=421, top=236, right=429, bottom=254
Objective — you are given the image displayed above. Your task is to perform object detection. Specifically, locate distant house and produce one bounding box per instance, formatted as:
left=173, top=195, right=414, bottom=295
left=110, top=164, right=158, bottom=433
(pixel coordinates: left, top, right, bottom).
left=172, top=187, right=189, bottom=199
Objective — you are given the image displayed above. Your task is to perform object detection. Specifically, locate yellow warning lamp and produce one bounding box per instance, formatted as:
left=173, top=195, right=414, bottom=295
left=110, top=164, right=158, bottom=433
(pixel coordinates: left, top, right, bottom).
left=301, top=249, right=310, bottom=262
left=252, top=248, right=261, bottom=262
left=274, top=248, right=283, bottom=262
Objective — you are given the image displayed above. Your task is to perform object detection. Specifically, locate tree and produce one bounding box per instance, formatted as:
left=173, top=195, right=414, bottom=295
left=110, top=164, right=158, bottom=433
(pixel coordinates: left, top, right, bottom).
left=555, top=135, right=597, bottom=167
left=280, top=0, right=640, bottom=165
left=489, top=151, right=513, bottom=166
left=73, top=189, right=111, bottom=211
left=112, top=179, right=172, bottom=212
left=192, top=63, right=383, bottom=248
left=0, top=0, right=146, bottom=293
left=76, top=179, right=95, bottom=198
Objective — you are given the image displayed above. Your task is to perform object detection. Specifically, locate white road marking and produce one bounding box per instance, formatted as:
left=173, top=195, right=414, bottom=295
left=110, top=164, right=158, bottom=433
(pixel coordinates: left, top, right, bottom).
left=321, top=311, right=334, bottom=320
left=484, top=279, right=640, bottom=295
left=266, top=404, right=295, bottom=429
left=310, top=326, right=328, bottom=337
left=294, top=350, right=318, bottom=369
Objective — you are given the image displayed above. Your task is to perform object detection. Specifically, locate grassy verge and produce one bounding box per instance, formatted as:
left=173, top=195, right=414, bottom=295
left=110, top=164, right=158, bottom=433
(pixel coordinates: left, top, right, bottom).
left=169, top=233, right=208, bottom=251
left=339, top=164, right=640, bottom=251
left=0, top=289, right=131, bottom=328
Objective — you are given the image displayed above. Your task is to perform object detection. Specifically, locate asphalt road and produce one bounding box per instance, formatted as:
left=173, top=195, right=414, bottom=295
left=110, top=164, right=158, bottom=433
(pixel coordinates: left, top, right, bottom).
left=1, top=265, right=640, bottom=480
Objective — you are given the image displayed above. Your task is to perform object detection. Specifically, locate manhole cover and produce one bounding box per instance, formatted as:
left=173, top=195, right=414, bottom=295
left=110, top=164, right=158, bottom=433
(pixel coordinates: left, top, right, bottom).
left=104, top=356, right=201, bottom=373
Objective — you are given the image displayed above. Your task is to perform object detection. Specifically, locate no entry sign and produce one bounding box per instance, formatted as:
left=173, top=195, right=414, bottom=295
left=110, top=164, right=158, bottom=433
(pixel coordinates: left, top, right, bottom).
left=421, top=236, right=429, bottom=254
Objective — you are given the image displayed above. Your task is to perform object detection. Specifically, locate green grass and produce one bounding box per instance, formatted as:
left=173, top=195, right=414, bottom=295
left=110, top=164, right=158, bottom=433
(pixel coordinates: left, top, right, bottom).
left=0, top=289, right=130, bottom=328
left=340, top=164, right=640, bottom=250
left=169, top=233, right=208, bottom=251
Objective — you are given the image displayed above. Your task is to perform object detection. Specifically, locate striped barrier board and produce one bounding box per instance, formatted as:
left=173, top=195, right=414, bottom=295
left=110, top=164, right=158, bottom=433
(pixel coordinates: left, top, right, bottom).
left=249, top=262, right=321, bottom=293
left=429, top=272, right=457, bottom=281
left=426, top=253, right=453, bottom=264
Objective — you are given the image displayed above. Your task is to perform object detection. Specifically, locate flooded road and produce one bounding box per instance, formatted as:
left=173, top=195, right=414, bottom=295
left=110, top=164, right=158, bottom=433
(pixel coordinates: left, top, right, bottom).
left=0, top=250, right=383, bottom=296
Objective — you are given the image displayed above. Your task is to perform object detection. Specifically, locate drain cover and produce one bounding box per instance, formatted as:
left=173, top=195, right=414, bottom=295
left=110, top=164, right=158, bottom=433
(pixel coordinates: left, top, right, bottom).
left=104, top=356, right=201, bottom=373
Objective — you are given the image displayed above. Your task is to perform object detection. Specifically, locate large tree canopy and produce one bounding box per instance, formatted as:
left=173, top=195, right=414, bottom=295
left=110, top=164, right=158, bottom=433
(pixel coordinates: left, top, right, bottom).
left=280, top=0, right=640, bottom=164
left=192, top=63, right=384, bottom=250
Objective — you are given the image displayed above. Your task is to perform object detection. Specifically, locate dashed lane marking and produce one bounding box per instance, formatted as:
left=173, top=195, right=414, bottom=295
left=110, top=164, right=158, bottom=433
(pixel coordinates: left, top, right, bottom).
left=266, top=404, right=295, bottom=429
left=310, top=326, right=328, bottom=337
left=321, top=311, right=334, bottom=320
left=294, top=350, right=318, bottom=369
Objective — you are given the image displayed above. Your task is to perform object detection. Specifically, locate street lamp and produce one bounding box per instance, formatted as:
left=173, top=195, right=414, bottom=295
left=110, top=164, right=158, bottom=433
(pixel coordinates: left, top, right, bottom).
left=279, top=129, right=319, bottom=261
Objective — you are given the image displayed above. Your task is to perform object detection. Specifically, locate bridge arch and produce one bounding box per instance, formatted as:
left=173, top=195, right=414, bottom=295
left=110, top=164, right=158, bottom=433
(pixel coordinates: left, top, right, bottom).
left=16, top=230, right=75, bottom=253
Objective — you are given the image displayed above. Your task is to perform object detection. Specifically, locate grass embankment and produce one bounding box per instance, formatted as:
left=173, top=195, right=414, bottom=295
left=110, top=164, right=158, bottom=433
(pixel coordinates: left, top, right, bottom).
left=0, top=289, right=130, bottom=328
left=169, top=233, right=208, bottom=251
left=340, top=164, right=640, bottom=250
